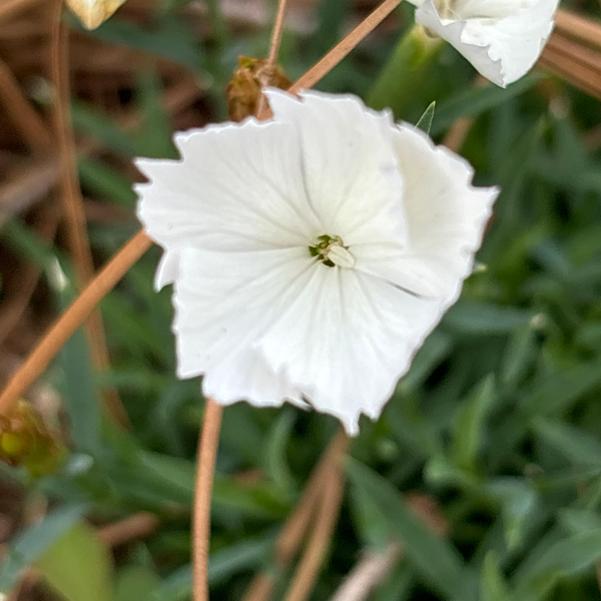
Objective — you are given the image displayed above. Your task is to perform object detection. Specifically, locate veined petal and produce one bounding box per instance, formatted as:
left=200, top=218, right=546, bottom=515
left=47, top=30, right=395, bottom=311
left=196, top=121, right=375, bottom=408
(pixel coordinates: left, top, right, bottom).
left=258, top=266, right=442, bottom=435
left=172, top=246, right=316, bottom=411
left=415, top=0, right=558, bottom=86
left=172, top=246, right=314, bottom=378
left=390, top=123, right=497, bottom=300
left=265, top=89, right=408, bottom=249
left=136, top=119, right=321, bottom=260
left=203, top=346, right=307, bottom=410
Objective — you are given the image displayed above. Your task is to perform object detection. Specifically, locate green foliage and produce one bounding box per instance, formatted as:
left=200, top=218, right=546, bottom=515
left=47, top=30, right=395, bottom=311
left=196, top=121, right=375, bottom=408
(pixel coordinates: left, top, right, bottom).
left=36, top=522, right=114, bottom=601
left=2, top=3, right=601, bottom=600
left=0, top=506, right=87, bottom=593
left=347, top=459, right=470, bottom=600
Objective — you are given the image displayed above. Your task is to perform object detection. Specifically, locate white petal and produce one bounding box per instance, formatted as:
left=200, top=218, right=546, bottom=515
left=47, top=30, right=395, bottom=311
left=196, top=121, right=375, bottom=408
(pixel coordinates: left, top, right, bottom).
left=258, top=267, right=442, bottom=435
left=255, top=124, right=496, bottom=434
left=136, top=119, right=321, bottom=256
left=390, top=122, right=498, bottom=300
left=264, top=89, right=408, bottom=249
left=172, top=246, right=316, bottom=410
left=154, top=251, right=179, bottom=290
left=172, top=246, right=313, bottom=377
left=415, top=0, right=558, bottom=86
left=202, top=346, right=307, bottom=410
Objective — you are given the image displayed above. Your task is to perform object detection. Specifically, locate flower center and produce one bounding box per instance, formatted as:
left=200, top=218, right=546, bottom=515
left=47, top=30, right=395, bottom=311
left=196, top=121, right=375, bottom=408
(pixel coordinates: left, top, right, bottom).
left=308, top=234, right=355, bottom=269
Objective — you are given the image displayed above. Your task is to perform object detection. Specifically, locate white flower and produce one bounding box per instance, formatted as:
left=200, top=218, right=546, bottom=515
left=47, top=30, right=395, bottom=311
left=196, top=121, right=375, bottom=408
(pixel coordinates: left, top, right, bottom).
left=409, top=0, right=559, bottom=87
left=66, top=0, right=127, bottom=29
left=135, top=90, right=498, bottom=435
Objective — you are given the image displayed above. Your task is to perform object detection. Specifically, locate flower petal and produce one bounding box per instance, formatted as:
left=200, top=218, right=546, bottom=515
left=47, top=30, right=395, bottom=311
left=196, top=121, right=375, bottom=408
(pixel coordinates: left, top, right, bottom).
left=136, top=119, right=321, bottom=259
left=389, top=122, right=498, bottom=300
left=415, top=0, right=558, bottom=86
left=172, top=246, right=313, bottom=376
left=172, top=246, right=314, bottom=409
left=265, top=89, right=408, bottom=248
left=203, top=346, right=307, bottom=410
left=258, top=266, right=443, bottom=435
left=154, top=251, right=179, bottom=290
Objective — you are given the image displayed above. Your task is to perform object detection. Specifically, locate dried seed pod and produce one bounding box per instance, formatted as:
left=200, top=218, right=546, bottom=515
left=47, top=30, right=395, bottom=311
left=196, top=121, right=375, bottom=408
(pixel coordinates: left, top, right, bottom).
left=226, top=56, right=291, bottom=122
left=0, top=400, right=66, bottom=477
left=65, top=0, right=128, bottom=30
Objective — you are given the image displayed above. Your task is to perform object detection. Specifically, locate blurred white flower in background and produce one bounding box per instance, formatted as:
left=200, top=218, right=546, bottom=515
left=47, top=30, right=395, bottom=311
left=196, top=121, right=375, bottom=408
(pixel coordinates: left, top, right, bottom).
left=136, top=90, right=497, bottom=435
left=66, top=0, right=127, bottom=29
left=409, top=0, right=560, bottom=86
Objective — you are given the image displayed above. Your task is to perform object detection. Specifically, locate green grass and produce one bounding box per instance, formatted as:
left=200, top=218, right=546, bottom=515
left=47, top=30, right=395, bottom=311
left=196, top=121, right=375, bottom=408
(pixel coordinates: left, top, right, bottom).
left=1, top=1, right=601, bottom=600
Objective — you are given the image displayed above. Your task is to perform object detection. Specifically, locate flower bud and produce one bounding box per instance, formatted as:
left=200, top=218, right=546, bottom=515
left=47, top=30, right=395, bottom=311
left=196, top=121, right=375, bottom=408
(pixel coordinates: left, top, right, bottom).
left=226, top=56, right=291, bottom=122
left=65, top=0, right=127, bottom=30
left=0, top=400, right=66, bottom=477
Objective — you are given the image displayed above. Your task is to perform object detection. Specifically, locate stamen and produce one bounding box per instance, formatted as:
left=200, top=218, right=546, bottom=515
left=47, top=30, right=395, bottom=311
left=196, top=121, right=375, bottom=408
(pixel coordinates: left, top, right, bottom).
left=308, top=234, right=355, bottom=268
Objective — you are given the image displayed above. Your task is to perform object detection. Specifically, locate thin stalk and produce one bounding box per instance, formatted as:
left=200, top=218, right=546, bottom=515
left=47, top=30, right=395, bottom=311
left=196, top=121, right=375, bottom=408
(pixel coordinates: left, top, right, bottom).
left=256, top=0, right=290, bottom=117
left=50, top=0, right=128, bottom=426
left=283, top=443, right=347, bottom=601
left=0, top=57, right=51, bottom=151
left=0, top=230, right=152, bottom=414
left=193, top=399, right=223, bottom=601
left=290, top=0, right=402, bottom=93
left=267, top=0, right=289, bottom=66
left=241, top=430, right=348, bottom=601
left=0, top=0, right=38, bottom=21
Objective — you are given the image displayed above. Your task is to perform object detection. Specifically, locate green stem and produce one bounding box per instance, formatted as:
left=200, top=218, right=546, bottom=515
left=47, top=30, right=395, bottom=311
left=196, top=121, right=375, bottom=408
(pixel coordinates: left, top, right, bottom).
left=367, top=25, right=443, bottom=114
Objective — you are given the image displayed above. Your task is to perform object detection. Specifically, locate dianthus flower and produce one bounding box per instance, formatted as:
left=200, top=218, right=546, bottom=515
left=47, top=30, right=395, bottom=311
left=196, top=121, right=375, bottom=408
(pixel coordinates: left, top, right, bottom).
left=410, top=0, right=559, bottom=87
left=136, top=90, right=497, bottom=434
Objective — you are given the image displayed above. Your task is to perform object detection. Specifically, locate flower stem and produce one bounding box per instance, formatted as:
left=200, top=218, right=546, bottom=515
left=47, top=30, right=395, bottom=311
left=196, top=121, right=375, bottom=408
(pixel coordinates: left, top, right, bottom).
left=290, top=0, right=402, bottom=93
left=0, top=230, right=152, bottom=414
left=367, top=24, right=442, bottom=112
left=282, top=436, right=347, bottom=601
left=193, top=399, right=223, bottom=601
left=256, top=0, right=290, bottom=117
left=51, top=0, right=129, bottom=427
left=241, top=430, right=348, bottom=601
left=267, top=0, right=289, bottom=67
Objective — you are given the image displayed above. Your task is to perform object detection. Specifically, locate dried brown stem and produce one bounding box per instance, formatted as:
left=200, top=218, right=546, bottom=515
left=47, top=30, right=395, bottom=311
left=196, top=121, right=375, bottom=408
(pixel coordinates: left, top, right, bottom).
left=555, top=9, right=601, bottom=52
left=241, top=430, right=348, bottom=601
left=0, top=0, right=39, bottom=21
left=193, top=399, right=223, bottom=601
left=547, top=33, right=601, bottom=73
left=442, top=117, right=473, bottom=152
left=0, top=157, right=59, bottom=225
left=50, top=0, right=128, bottom=426
left=0, top=206, right=60, bottom=347
left=540, top=41, right=601, bottom=100
left=256, top=0, right=290, bottom=116
left=328, top=493, right=448, bottom=601
left=0, top=58, right=51, bottom=152
left=98, top=512, right=159, bottom=547
left=329, top=543, right=401, bottom=601
left=0, top=230, right=152, bottom=414
left=289, top=0, right=402, bottom=93
left=283, top=442, right=347, bottom=601
left=267, top=0, right=289, bottom=67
